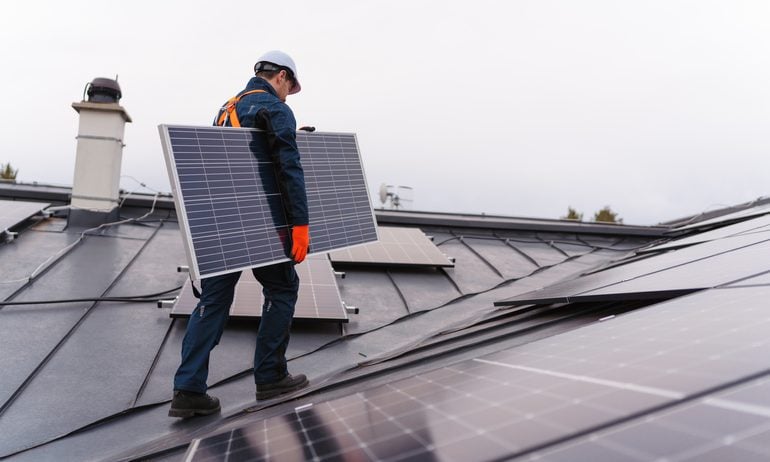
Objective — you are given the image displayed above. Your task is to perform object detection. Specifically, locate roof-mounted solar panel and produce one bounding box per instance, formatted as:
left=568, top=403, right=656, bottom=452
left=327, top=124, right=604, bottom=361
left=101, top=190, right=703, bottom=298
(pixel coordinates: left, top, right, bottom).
left=171, top=255, right=348, bottom=322
left=184, top=284, right=770, bottom=461
left=495, top=232, right=770, bottom=307
left=640, top=213, right=770, bottom=254
left=673, top=203, right=770, bottom=232
left=159, top=125, right=378, bottom=280
left=0, top=199, right=50, bottom=235
left=328, top=226, right=454, bottom=268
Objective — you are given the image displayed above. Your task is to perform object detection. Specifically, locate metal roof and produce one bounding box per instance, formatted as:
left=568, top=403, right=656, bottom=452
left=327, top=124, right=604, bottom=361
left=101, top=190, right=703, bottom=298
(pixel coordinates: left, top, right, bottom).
left=1, top=182, right=769, bottom=461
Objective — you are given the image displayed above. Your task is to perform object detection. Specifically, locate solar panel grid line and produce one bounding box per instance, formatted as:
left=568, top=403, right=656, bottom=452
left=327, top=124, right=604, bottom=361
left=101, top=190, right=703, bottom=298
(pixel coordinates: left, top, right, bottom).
left=324, top=403, right=378, bottom=460
left=473, top=359, right=685, bottom=400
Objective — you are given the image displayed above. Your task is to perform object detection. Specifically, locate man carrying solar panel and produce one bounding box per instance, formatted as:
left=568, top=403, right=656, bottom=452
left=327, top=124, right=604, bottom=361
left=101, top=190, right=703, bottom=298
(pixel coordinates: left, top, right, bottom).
left=169, top=50, right=310, bottom=418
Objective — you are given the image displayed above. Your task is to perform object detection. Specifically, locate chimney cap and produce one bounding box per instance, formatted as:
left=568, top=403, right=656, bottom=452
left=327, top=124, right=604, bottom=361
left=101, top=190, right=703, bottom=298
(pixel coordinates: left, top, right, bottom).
left=86, top=77, right=122, bottom=103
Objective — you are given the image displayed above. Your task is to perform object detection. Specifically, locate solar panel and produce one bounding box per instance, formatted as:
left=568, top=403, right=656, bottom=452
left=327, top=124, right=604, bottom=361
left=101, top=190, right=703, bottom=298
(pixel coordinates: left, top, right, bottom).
left=725, top=270, right=770, bottom=287
left=328, top=226, right=454, bottom=267
left=641, top=213, right=770, bottom=253
left=184, top=285, right=770, bottom=461
left=674, top=203, right=770, bottom=232
left=529, top=375, right=770, bottom=461
left=580, top=238, right=770, bottom=299
left=0, top=199, right=49, bottom=234
left=171, top=255, right=348, bottom=322
left=494, top=232, right=770, bottom=307
left=159, top=125, right=378, bottom=280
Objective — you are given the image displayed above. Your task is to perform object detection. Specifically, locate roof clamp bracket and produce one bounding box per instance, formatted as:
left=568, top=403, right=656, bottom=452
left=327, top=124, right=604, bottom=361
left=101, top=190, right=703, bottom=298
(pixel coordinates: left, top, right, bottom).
left=334, top=271, right=346, bottom=279
left=157, top=297, right=178, bottom=309
left=2, top=229, right=18, bottom=243
left=177, top=266, right=190, bottom=273
left=343, top=302, right=359, bottom=315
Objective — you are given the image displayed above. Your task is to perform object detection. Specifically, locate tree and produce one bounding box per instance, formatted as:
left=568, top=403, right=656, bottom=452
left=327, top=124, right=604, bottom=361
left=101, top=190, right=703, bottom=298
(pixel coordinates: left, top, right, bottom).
left=562, top=206, right=583, bottom=221
left=593, top=205, right=622, bottom=224
left=0, top=162, right=18, bottom=181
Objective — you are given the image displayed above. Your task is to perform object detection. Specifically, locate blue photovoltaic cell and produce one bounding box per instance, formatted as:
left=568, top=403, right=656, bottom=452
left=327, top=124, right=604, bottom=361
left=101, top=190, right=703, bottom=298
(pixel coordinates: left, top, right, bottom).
left=160, top=125, right=378, bottom=280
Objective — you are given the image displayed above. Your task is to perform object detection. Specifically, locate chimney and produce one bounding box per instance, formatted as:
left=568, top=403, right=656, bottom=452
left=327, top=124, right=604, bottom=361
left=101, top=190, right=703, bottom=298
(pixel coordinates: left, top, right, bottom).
left=69, top=77, right=132, bottom=227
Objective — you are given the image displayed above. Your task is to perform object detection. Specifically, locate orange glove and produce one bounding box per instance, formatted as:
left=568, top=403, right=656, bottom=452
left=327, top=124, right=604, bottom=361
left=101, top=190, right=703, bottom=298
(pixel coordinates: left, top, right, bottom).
left=291, top=224, right=309, bottom=263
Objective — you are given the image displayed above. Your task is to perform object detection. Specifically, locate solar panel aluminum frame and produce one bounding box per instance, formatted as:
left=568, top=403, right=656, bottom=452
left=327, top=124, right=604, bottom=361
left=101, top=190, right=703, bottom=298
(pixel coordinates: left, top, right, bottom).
left=159, top=124, right=379, bottom=281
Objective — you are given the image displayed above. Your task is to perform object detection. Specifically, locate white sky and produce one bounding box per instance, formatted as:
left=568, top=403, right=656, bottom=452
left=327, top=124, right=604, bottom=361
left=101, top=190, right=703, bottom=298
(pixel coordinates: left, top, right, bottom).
left=1, top=1, right=769, bottom=225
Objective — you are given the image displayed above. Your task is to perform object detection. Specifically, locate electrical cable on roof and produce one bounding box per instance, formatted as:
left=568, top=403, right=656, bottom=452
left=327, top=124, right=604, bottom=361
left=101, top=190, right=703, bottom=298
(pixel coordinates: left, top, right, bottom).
left=0, top=284, right=183, bottom=306
left=118, top=175, right=167, bottom=209
left=120, top=175, right=164, bottom=193
left=0, top=193, right=162, bottom=286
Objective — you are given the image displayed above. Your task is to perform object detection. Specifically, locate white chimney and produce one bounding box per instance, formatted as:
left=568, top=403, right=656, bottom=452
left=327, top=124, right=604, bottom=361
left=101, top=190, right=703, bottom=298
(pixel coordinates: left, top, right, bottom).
left=70, top=78, right=131, bottom=214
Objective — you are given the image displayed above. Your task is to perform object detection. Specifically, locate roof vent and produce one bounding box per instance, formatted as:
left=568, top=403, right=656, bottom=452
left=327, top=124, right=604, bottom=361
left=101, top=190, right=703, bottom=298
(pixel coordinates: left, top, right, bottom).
left=85, top=77, right=122, bottom=103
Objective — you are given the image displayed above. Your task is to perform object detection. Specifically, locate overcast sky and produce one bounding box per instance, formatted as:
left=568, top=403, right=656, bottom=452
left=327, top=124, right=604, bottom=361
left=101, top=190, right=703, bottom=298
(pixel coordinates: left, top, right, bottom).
left=2, top=1, right=769, bottom=225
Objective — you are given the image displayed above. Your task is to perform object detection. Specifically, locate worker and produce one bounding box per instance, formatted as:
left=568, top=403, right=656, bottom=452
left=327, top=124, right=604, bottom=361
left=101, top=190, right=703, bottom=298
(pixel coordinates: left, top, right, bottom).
left=169, top=50, right=310, bottom=418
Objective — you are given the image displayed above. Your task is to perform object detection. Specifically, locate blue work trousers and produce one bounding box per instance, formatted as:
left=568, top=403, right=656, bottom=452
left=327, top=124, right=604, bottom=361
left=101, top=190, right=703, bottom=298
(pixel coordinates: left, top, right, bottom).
left=173, top=261, right=299, bottom=393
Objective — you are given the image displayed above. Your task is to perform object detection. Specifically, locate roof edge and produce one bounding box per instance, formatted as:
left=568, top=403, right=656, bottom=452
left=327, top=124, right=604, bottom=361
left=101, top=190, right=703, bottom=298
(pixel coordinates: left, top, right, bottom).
left=0, top=182, right=175, bottom=210
left=375, top=209, right=669, bottom=237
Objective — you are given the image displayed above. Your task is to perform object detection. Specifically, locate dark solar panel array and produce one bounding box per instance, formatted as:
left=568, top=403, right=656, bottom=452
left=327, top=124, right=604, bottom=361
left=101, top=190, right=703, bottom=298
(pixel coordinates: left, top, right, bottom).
left=160, top=125, right=377, bottom=280
left=0, top=199, right=49, bottom=233
left=674, top=204, right=770, bottom=232
left=578, top=239, right=770, bottom=299
left=171, top=255, right=348, bottom=322
left=185, top=285, right=770, bottom=461
left=328, top=226, right=454, bottom=268
left=495, top=232, right=770, bottom=307
left=641, top=213, right=770, bottom=253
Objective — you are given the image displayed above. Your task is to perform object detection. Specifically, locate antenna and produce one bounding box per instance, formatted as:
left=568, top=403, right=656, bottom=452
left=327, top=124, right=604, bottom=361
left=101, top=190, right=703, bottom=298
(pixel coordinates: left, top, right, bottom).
left=379, top=183, right=389, bottom=206
left=378, top=183, right=414, bottom=210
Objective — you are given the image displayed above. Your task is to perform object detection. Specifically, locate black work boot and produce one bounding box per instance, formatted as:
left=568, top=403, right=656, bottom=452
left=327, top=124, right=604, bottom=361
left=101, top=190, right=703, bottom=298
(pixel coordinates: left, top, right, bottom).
left=256, top=374, right=309, bottom=400
left=168, top=390, right=221, bottom=418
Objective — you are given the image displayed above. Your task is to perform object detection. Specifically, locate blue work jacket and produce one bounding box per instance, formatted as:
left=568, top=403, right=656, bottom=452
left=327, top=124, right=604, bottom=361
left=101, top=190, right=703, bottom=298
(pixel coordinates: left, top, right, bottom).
left=214, top=77, right=309, bottom=226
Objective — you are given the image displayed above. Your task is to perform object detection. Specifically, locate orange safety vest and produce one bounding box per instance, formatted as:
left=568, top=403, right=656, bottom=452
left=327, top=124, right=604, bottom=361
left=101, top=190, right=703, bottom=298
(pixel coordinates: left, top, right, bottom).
left=216, top=89, right=266, bottom=127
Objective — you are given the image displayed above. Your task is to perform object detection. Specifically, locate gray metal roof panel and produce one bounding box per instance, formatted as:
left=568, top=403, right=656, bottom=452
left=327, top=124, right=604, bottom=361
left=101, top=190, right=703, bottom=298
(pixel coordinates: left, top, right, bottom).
left=0, top=229, right=79, bottom=301
left=433, top=234, right=505, bottom=294
left=461, top=236, right=541, bottom=280
left=336, top=268, right=409, bottom=335
left=0, top=231, right=152, bottom=456
left=386, top=267, right=462, bottom=313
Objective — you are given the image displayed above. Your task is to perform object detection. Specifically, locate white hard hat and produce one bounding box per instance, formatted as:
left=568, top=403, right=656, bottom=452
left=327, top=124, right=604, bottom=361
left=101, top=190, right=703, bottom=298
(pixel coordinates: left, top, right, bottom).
left=254, top=50, right=301, bottom=95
